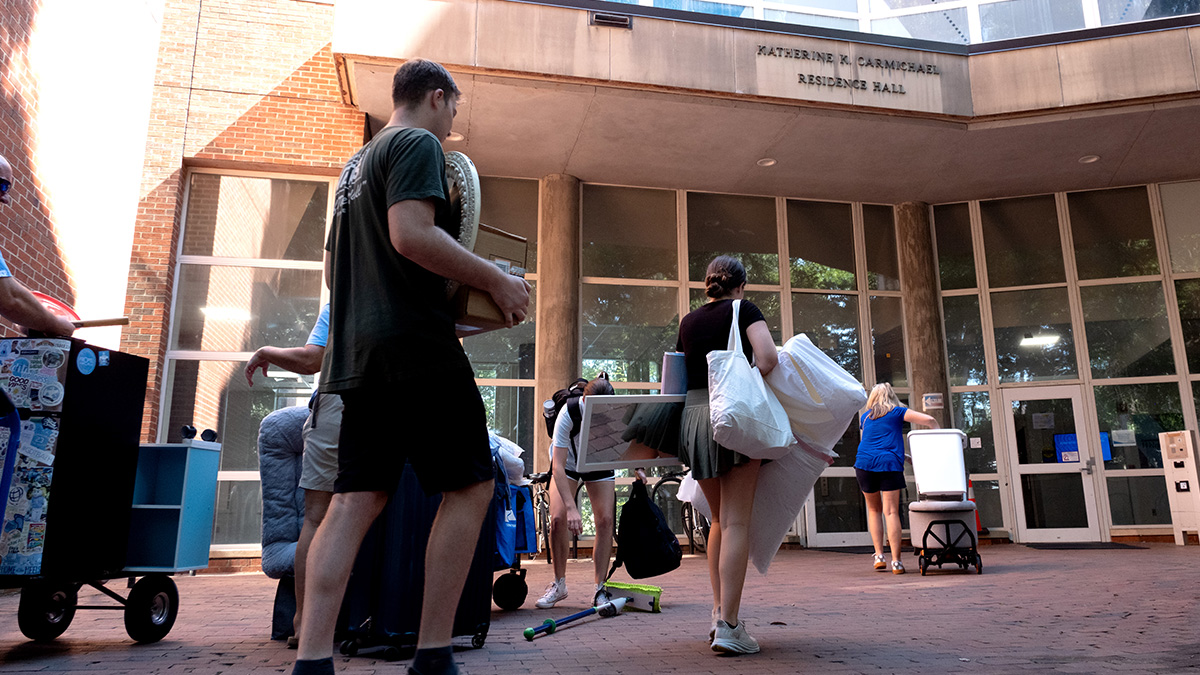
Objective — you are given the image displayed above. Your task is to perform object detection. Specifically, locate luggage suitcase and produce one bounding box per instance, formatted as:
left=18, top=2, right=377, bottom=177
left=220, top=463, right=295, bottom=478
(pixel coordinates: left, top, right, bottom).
left=338, top=461, right=496, bottom=659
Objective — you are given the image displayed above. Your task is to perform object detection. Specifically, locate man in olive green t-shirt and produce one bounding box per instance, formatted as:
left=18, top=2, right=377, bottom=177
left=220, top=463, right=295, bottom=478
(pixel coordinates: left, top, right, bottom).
left=293, top=61, right=530, bottom=675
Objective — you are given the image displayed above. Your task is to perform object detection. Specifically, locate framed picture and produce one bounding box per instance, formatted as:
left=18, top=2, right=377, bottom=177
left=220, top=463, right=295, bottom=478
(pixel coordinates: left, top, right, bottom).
left=575, top=394, right=687, bottom=472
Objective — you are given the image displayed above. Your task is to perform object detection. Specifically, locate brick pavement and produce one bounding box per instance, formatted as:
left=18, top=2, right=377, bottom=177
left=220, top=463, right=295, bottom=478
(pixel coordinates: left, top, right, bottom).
left=1, top=544, right=1198, bottom=674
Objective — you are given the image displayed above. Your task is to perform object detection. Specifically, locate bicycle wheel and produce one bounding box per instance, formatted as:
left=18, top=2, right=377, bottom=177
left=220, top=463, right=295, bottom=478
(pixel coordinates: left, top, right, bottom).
left=650, top=476, right=691, bottom=551
left=536, top=491, right=553, bottom=565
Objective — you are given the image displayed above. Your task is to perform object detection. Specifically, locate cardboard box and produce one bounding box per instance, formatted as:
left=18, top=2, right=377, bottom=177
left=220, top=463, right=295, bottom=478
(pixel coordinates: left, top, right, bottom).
left=454, top=224, right=528, bottom=336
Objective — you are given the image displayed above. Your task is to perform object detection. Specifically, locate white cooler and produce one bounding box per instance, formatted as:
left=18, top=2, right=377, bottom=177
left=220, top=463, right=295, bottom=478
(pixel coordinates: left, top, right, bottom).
left=907, top=429, right=981, bottom=573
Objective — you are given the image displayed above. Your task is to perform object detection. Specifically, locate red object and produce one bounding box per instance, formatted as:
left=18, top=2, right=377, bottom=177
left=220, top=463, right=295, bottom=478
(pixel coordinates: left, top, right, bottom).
left=968, top=479, right=984, bottom=534
left=30, top=291, right=80, bottom=321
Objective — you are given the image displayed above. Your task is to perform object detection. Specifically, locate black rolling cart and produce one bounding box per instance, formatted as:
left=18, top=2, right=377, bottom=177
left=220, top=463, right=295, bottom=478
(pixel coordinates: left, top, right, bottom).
left=0, top=337, right=219, bottom=643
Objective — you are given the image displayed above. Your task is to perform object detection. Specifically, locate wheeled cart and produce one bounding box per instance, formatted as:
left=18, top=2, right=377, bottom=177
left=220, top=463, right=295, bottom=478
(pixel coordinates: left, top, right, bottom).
left=1, top=337, right=221, bottom=642
left=907, top=429, right=983, bottom=576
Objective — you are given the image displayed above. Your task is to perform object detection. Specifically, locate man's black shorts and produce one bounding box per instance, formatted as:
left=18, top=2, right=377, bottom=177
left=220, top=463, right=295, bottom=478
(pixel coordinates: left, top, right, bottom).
left=855, top=468, right=907, bottom=494
left=334, top=377, right=493, bottom=496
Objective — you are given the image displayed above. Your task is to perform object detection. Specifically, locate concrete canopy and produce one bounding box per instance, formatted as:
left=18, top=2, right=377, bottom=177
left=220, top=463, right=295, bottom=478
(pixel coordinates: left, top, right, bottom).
left=333, top=0, right=1200, bottom=204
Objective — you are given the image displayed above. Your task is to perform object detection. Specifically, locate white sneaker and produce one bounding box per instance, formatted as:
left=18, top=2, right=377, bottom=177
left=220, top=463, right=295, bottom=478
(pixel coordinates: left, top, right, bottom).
left=711, top=619, right=760, bottom=655
left=535, top=578, right=568, bottom=609
left=593, top=584, right=614, bottom=607
left=708, top=607, right=721, bottom=643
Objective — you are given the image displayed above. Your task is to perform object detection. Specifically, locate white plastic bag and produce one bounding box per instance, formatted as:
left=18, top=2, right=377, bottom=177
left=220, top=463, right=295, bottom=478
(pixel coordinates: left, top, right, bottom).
left=489, top=432, right=529, bottom=485
left=765, top=333, right=868, bottom=450
left=749, top=439, right=836, bottom=574
left=707, top=300, right=794, bottom=459
left=677, top=470, right=700, bottom=503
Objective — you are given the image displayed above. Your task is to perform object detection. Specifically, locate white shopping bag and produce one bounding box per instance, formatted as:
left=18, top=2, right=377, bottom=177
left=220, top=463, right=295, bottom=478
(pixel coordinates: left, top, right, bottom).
left=707, top=300, right=793, bottom=459
left=765, top=333, right=868, bottom=450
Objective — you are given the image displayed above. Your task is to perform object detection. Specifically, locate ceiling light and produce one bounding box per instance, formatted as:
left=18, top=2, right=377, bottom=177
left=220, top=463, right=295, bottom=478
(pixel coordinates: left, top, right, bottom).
left=1020, top=333, right=1060, bottom=347
left=1078, top=155, right=1100, bottom=164
left=756, top=158, right=777, bottom=167
left=447, top=132, right=465, bottom=142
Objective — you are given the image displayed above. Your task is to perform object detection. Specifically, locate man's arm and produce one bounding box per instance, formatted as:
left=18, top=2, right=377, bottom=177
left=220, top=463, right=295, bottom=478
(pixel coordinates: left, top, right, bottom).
left=0, top=277, right=76, bottom=336
left=388, top=199, right=530, bottom=327
left=244, top=344, right=324, bottom=386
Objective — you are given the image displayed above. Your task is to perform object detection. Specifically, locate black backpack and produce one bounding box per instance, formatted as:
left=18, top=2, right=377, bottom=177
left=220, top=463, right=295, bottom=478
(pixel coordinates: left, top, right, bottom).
left=543, top=377, right=589, bottom=439
left=606, top=479, right=682, bottom=580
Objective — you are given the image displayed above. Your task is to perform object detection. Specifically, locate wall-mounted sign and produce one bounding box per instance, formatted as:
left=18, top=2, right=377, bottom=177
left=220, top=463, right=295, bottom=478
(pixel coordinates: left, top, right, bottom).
left=922, top=392, right=944, bottom=411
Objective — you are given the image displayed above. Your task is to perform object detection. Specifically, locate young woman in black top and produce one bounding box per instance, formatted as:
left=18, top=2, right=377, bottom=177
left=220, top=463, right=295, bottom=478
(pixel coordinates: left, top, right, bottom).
left=675, top=255, right=777, bottom=655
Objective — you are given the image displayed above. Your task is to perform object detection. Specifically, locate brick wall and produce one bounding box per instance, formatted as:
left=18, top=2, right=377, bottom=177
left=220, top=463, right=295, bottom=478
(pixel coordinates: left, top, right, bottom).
left=0, top=0, right=76, bottom=334
left=122, top=0, right=363, bottom=440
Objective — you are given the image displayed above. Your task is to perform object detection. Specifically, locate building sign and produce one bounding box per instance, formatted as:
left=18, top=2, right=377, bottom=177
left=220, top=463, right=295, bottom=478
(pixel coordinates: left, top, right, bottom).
left=758, top=44, right=942, bottom=96
left=750, top=39, right=971, bottom=116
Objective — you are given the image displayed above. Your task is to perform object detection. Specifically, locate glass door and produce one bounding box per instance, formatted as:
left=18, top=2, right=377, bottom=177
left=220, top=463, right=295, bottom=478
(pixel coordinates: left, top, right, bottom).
left=803, top=424, right=874, bottom=547
left=1002, top=385, right=1102, bottom=542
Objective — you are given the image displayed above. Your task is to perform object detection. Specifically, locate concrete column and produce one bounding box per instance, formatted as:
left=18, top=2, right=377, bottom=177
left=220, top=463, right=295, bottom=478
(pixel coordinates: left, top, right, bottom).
left=896, top=201, right=951, bottom=428
left=534, top=174, right=581, bottom=472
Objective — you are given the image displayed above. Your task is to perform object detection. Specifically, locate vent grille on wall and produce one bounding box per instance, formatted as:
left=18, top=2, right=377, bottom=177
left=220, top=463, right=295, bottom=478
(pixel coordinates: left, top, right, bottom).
left=590, top=11, right=632, bottom=29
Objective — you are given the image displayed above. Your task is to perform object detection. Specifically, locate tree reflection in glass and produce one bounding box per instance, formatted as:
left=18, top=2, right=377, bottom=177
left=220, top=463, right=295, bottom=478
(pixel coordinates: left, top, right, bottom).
left=686, top=192, right=778, bottom=285
left=991, top=287, right=1077, bottom=382
left=952, top=392, right=996, bottom=473
left=583, top=285, right=680, bottom=384
left=791, top=292, right=861, bottom=381
left=1094, top=382, right=1183, bottom=471
left=1081, top=282, right=1173, bottom=379
left=942, top=294, right=987, bottom=386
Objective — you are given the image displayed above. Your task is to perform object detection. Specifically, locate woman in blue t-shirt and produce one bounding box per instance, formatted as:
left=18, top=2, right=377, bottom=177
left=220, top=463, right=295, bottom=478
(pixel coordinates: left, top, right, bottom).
left=856, top=383, right=938, bottom=575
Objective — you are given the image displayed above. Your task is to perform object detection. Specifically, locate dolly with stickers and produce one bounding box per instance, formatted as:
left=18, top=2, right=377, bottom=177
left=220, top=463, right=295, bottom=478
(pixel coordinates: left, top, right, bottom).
left=0, top=311, right=220, bottom=645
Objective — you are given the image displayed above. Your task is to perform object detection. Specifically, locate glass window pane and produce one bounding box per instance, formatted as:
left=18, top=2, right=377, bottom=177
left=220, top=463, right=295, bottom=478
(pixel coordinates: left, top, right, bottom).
left=934, top=203, right=975, bottom=290
left=478, top=385, right=536, bottom=475
left=171, top=265, right=322, bottom=352
left=182, top=174, right=328, bottom=261
left=1107, top=475, right=1172, bottom=525
left=1095, top=382, right=1183, bottom=470
left=981, top=195, right=1064, bottom=288
left=583, top=285, right=680, bottom=383
left=943, top=294, right=987, bottom=386
left=480, top=177, right=538, bottom=270
left=952, top=391, right=996, bottom=473
left=1098, top=0, right=1153, bottom=24
left=830, top=419, right=861, bottom=468
left=814, top=476, right=867, bottom=533
left=787, top=200, right=855, bottom=291
left=1011, top=396, right=1077, bottom=465
left=649, top=0, right=754, bottom=18
left=972, top=479, right=1003, bottom=530
left=1068, top=187, right=1159, bottom=280
left=1161, top=180, right=1200, bottom=274
left=689, top=289, right=782, bottom=345
left=991, top=287, right=1077, bottom=382
left=464, top=282, right=536, bottom=380
left=1081, top=282, right=1173, bottom=379
left=1021, top=474, right=1088, bottom=528
left=779, top=0, right=857, bottom=12
left=1176, top=279, right=1200, bottom=373
left=863, top=205, right=900, bottom=291
left=871, top=10, right=971, bottom=44
left=980, top=0, right=1086, bottom=42
left=792, top=292, right=862, bottom=381
left=763, top=8, right=859, bottom=30
left=870, top=295, right=907, bottom=388
left=583, top=185, right=677, bottom=280
left=212, top=480, right=262, bottom=546
left=687, top=192, right=779, bottom=285
left=165, top=360, right=313, bottom=471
